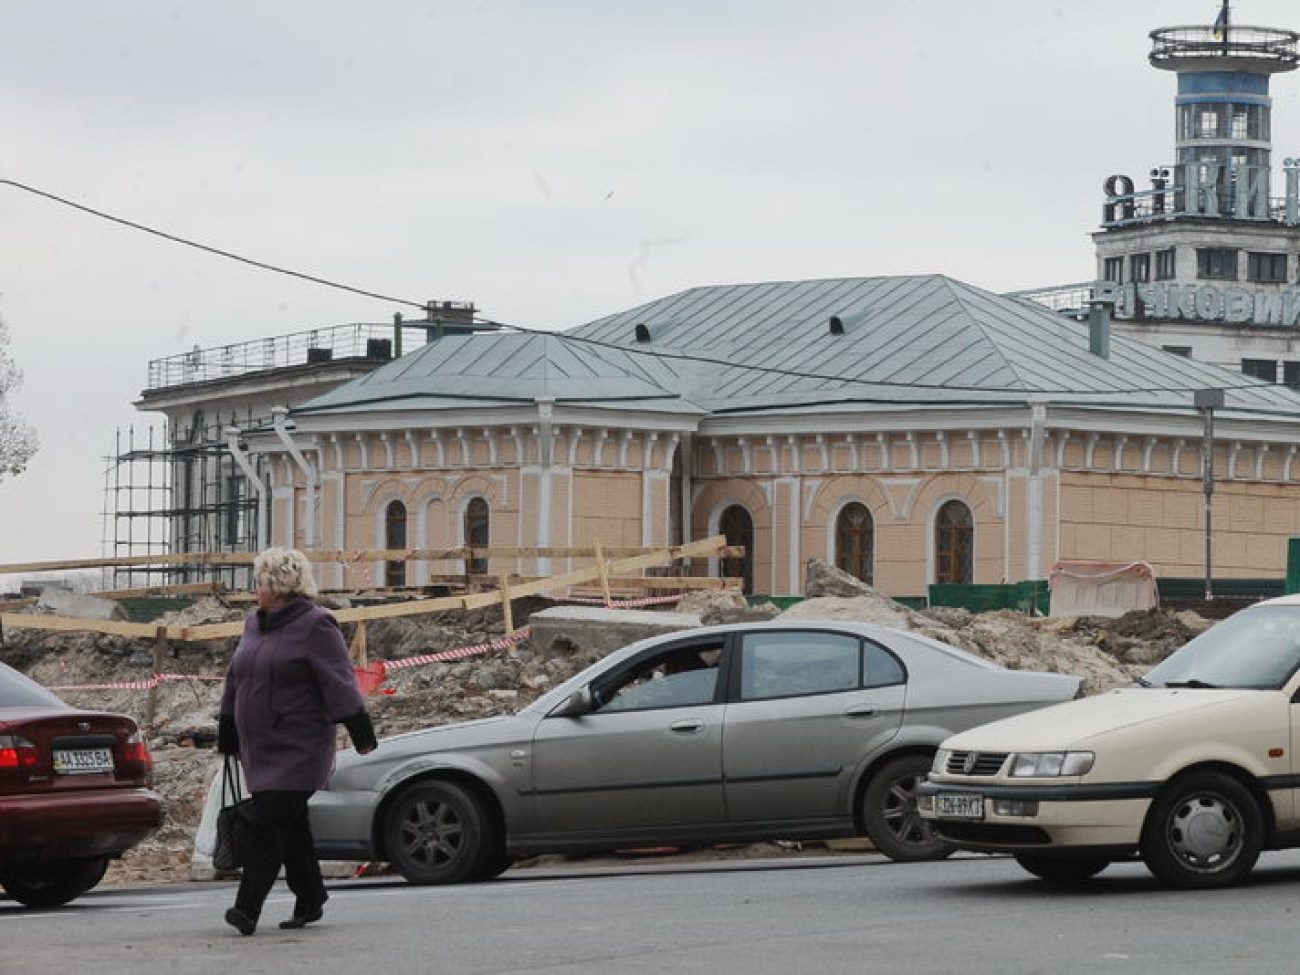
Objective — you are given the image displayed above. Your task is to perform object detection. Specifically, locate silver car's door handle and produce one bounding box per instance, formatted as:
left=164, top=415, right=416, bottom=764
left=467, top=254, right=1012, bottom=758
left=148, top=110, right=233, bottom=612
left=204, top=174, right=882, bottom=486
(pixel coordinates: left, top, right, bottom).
left=844, top=705, right=877, bottom=718
left=670, top=719, right=705, bottom=733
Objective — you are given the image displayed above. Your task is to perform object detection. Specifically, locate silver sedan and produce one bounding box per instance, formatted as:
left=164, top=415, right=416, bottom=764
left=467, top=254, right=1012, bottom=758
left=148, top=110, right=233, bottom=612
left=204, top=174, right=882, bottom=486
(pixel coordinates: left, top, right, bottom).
left=309, top=621, right=1080, bottom=883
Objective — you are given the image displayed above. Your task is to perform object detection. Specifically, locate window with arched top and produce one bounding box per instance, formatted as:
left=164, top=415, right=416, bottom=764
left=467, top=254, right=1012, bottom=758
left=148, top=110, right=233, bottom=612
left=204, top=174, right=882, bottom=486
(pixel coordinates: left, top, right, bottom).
left=719, top=504, right=754, bottom=594
left=835, top=502, right=874, bottom=585
left=465, top=497, right=490, bottom=575
left=384, top=500, right=408, bottom=587
left=934, top=499, right=974, bottom=585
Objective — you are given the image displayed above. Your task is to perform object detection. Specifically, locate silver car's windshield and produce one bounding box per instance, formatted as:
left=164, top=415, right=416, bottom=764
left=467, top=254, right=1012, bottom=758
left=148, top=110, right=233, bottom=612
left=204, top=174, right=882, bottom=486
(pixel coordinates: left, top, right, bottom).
left=1144, top=605, right=1300, bottom=690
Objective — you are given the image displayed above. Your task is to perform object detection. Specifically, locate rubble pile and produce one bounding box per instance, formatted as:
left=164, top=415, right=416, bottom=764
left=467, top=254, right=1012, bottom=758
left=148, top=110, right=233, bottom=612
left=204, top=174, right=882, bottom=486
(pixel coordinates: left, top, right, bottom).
left=0, top=563, right=1216, bottom=886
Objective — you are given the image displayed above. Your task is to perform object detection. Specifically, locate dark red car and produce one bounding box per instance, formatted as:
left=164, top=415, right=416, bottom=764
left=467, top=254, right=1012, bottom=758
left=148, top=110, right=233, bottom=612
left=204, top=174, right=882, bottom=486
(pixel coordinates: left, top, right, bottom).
left=0, top=661, right=162, bottom=907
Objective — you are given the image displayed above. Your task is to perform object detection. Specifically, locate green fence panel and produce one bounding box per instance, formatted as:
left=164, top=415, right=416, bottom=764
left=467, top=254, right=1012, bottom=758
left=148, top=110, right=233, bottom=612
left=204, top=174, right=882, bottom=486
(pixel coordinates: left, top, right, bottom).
left=927, top=582, right=1048, bottom=615
left=115, top=595, right=198, bottom=623
left=746, top=595, right=804, bottom=610
left=1288, top=539, right=1300, bottom=595
left=1156, top=578, right=1283, bottom=601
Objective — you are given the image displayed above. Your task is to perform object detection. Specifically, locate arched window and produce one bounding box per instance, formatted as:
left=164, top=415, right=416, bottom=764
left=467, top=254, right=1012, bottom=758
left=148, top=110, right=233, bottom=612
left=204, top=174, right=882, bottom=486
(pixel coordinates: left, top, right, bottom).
left=384, top=500, right=408, bottom=587
left=719, top=504, right=754, bottom=594
left=934, top=499, right=974, bottom=585
left=835, top=502, right=874, bottom=585
left=465, top=497, right=490, bottom=575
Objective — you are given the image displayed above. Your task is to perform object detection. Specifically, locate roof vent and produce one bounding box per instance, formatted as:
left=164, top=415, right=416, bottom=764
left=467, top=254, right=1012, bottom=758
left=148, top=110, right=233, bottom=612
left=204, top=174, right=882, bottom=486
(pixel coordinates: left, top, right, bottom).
left=828, top=315, right=845, bottom=335
left=635, top=322, right=651, bottom=343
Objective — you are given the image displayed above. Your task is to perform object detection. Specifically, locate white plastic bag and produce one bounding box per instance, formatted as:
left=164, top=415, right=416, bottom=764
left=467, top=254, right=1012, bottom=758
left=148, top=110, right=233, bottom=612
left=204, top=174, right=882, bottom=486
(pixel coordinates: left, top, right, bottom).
left=193, top=756, right=248, bottom=857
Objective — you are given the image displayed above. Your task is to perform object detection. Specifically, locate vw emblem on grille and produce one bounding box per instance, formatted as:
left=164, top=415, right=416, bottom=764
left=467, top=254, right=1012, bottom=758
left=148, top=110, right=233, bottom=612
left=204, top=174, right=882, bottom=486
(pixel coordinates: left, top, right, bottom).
left=961, top=752, right=978, bottom=774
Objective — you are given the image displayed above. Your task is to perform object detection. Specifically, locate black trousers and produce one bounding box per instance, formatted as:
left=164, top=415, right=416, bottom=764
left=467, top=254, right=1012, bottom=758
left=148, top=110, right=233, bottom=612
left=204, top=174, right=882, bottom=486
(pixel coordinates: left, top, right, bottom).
left=233, top=790, right=326, bottom=920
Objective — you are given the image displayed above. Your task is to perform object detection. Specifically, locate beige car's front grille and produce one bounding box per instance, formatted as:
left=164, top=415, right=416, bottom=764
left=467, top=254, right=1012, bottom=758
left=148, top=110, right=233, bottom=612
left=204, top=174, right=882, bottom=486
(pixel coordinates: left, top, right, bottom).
left=944, top=750, right=1008, bottom=776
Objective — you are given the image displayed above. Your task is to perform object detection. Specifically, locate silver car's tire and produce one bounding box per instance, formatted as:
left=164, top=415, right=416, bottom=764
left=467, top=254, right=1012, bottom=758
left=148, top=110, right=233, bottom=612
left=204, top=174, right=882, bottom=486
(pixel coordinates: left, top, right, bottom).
left=1140, top=771, right=1262, bottom=889
left=1014, top=855, right=1110, bottom=885
left=0, top=857, right=109, bottom=908
left=860, top=754, right=954, bottom=862
left=383, top=780, right=501, bottom=885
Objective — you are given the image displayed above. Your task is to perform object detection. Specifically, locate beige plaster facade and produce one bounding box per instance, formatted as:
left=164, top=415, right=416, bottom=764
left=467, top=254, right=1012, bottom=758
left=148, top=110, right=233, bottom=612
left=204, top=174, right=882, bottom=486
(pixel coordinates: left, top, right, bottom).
left=255, top=407, right=1300, bottom=599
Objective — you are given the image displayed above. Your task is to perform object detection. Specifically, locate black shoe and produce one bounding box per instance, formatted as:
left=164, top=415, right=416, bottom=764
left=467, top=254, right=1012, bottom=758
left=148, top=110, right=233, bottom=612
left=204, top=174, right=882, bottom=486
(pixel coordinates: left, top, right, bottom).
left=278, top=906, right=324, bottom=930
left=225, top=906, right=257, bottom=936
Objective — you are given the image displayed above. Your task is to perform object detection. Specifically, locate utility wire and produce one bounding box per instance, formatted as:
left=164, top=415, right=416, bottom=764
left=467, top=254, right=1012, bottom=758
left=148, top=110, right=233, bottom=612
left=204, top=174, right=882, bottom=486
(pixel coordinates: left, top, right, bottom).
left=1, top=178, right=427, bottom=311
left=4, top=177, right=1283, bottom=399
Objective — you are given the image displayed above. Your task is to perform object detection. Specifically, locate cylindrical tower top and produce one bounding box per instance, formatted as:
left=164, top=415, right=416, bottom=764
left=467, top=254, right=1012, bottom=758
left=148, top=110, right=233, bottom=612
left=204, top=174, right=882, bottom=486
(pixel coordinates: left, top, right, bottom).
left=1149, top=24, right=1299, bottom=73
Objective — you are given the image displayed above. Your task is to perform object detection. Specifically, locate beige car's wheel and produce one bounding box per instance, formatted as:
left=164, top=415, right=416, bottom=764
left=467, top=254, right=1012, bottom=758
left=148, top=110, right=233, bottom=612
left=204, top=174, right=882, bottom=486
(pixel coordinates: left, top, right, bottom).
left=1014, top=855, right=1109, bottom=885
left=1140, top=771, right=1262, bottom=889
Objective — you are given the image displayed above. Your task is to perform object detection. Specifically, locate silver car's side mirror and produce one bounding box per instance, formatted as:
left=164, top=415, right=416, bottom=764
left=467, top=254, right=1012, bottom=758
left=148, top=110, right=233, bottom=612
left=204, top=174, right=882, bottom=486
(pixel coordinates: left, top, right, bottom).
left=552, top=686, right=595, bottom=717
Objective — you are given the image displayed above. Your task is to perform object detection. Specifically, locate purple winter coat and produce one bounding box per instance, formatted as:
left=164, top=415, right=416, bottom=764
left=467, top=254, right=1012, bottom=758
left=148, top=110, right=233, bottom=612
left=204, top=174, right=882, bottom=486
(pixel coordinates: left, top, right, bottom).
left=219, top=596, right=367, bottom=793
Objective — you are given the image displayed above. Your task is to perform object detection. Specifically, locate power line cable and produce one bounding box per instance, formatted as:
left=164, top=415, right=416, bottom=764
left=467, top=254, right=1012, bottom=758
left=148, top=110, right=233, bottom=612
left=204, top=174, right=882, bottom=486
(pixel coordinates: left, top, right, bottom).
left=4, top=177, right=1283, bottom=399
left=0, top=178, right=427, bottom=311
left=476, top=315, right=1278, bottom=398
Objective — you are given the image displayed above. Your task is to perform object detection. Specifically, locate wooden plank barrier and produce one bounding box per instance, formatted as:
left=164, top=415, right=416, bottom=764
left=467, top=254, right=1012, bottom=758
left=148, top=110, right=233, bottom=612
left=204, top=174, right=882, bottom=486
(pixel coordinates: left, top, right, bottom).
left=0, top=536, right=736, bottom=643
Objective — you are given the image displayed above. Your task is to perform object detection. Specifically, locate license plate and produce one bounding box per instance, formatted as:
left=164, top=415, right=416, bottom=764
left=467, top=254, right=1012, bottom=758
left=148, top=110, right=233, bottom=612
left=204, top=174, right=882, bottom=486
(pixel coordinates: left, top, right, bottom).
left=935, top=793, right=984, bottom=819
left=52, top=747, right=114, bottom=775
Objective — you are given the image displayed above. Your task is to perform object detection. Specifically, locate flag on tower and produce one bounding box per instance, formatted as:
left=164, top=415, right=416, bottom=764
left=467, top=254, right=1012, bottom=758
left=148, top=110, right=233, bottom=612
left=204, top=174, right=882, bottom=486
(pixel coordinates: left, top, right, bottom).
left=1213, top=3, right=1229, bottom=39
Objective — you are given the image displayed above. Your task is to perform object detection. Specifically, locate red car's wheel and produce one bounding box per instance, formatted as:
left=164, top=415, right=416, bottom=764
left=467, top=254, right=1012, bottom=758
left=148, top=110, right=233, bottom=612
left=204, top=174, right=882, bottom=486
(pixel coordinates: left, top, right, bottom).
left=0, top=857, right=109, bottom=908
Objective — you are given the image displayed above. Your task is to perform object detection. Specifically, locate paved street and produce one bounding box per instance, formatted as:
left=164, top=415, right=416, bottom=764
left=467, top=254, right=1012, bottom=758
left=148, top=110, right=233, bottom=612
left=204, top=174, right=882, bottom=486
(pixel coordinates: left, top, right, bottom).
left=6, top=851, right=1300, bottom=974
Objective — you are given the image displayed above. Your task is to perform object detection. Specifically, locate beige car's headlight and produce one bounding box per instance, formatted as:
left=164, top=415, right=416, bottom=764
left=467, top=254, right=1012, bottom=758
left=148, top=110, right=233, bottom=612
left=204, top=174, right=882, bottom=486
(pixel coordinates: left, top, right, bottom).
left=1008, top=751, right=1094, bottom=777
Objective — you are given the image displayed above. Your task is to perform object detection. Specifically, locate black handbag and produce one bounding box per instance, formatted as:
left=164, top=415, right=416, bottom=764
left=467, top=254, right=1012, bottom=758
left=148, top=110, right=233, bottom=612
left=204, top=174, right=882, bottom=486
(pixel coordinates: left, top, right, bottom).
left=212, top=756, right=253, bottom=871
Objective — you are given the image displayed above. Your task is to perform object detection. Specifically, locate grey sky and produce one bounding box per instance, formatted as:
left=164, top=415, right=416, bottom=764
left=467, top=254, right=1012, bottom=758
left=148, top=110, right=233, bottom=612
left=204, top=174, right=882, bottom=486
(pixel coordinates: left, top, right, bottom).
left=2, top=0, right=1297, bottom=564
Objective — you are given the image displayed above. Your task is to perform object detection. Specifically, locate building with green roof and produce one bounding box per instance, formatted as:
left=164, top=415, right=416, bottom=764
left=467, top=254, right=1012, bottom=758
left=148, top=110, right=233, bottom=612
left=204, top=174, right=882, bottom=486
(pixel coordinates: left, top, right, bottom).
left=240, top=273, right=1300, bottom=597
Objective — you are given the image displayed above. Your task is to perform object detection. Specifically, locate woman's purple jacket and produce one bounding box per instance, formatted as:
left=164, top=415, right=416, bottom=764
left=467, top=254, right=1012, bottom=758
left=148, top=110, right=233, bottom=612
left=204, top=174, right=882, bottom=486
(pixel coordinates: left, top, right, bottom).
left=219, top=596, right=369, bottom=793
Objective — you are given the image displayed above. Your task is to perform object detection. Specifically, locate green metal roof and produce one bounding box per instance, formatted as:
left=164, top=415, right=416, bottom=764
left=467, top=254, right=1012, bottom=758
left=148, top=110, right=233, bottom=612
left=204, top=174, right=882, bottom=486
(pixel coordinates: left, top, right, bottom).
left=294, top=274, right=1300, bottom=422
left=296, top=330, right=702, bottom=416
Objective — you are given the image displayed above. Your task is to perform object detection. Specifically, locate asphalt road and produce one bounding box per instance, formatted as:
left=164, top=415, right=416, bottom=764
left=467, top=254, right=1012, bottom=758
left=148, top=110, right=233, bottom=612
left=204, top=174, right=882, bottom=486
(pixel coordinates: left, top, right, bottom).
left=6, top=850, right=1300, bottom=975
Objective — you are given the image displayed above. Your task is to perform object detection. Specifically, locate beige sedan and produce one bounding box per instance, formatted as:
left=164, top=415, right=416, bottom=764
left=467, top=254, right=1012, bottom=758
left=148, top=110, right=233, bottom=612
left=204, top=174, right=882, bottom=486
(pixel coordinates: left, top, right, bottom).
left=919, top=594, right=1300, bottom=889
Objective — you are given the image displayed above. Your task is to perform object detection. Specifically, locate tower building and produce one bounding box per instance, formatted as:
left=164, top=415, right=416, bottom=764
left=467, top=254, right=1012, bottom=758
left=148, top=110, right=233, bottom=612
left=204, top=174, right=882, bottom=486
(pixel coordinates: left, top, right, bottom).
left=1085, top=8, right=1300, bottom=382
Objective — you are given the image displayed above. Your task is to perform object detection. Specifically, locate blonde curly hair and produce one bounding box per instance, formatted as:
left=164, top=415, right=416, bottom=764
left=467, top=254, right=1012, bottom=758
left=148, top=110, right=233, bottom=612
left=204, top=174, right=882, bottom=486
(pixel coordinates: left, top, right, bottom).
left=253, top=547, right=319, bottom=599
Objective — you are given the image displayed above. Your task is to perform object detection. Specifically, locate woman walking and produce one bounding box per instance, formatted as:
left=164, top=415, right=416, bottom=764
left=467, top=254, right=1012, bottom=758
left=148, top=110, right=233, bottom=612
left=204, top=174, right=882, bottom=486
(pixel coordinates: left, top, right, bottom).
left=219, top=547, right=377, bottom=935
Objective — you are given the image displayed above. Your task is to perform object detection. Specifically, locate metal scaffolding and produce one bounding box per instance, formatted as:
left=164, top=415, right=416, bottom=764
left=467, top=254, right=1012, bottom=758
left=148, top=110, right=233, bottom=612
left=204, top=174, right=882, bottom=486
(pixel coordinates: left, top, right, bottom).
left=101, top=415, right=266, bottom=591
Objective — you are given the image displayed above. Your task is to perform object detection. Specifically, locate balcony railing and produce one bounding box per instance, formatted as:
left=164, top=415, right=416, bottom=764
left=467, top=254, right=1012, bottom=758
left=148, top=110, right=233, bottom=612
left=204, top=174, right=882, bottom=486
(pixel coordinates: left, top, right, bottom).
left=1005, top=283, right=1095, bottom=316
left=145, top=323, right=427, bottom=391
left=1149, top=25, right=1300, bottom=68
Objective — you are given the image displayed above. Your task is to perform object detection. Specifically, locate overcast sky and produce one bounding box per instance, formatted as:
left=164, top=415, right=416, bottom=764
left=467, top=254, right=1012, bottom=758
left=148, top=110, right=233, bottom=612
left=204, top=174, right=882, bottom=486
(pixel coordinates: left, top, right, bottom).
left=3, top=0, right=1299, bottom=567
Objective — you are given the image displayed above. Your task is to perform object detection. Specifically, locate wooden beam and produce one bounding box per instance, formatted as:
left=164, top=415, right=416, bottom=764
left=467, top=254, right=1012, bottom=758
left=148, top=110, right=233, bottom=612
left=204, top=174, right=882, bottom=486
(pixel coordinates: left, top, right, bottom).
left=0, top=536, right=733, bottom=642
left=0, top=614, right=172, bottom=639
left=0, top=542, right=745, bottom=575
left=89, top=582, right=223, bottom=599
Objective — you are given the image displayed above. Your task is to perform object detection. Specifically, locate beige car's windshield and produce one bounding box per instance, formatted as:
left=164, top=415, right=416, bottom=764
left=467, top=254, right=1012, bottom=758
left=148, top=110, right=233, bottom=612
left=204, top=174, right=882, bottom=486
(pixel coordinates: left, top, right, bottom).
left=1144, top=606, right=1300, bottom=689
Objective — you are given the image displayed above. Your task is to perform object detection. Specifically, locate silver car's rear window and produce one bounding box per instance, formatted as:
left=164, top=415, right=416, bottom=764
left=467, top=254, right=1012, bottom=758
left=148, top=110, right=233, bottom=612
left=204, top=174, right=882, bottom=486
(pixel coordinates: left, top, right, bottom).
left=896, top=632, right=1005, bottom=671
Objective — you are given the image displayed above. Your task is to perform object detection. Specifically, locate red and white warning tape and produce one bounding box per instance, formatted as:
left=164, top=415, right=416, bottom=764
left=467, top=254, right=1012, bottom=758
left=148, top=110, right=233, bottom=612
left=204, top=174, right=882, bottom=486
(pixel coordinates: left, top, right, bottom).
left=384, top=627, right=531, bottom=671
left=49, top=673, right=226, bottom=692
left=544, top=593, right=685, bottom=609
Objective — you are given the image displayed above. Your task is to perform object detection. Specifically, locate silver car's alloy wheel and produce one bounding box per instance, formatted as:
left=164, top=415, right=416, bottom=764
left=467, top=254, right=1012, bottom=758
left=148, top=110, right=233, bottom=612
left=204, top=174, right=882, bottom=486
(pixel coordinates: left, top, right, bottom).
left=860, top=754, right=954, bottom=862
left=382, top=780, right=500, bottom=885
left=1140, top=771, right=1262, bottom=889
